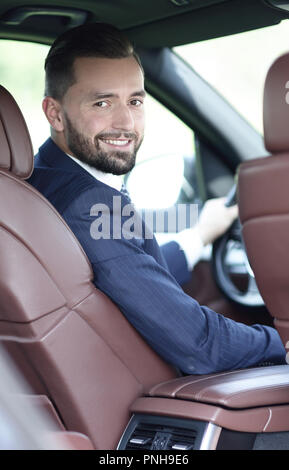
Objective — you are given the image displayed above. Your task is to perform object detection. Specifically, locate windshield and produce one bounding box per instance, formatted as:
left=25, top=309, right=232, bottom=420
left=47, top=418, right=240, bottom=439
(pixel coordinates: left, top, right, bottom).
left=175, top=20, right=289, bottom=135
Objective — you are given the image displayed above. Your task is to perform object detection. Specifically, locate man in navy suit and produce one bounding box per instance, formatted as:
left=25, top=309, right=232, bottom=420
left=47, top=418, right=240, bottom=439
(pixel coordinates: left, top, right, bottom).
left=28, top=23, right=285, bottom=374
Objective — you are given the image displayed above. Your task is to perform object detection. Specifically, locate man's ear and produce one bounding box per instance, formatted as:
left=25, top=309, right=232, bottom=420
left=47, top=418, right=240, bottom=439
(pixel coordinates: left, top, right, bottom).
left=42, top=96, right=64, bottom=132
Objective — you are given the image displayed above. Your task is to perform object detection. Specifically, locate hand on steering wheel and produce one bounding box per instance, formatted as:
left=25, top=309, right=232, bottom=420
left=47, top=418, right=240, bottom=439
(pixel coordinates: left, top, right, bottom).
left=198, top=196, right=238, bottom=246
left=211, top=184, right=265, bottom=309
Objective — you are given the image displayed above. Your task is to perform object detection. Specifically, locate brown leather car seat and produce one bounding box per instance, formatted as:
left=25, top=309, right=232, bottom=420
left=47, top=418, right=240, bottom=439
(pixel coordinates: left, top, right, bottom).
left=238, top=52, right=289, bottom=355
left=0, top=85, right=177, bottom=449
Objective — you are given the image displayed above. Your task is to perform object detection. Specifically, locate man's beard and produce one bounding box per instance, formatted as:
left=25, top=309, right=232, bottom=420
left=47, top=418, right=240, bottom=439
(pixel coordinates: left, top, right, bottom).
left=64, top=113, right=143, bottom=175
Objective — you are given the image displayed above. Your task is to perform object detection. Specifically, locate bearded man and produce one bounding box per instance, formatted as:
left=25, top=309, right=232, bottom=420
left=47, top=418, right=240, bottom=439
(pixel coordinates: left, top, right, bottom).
left=28, top=22, right=285, bottom=374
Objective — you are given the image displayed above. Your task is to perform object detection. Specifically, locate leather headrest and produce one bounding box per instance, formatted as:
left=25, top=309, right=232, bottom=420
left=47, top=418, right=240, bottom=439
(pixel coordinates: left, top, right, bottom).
left=264, top=52, right=289, bottom=153
left=0, top=85, right=33, bottom=179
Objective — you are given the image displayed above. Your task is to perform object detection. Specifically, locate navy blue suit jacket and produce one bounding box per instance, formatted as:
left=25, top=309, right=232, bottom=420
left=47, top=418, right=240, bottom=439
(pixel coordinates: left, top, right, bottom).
left=28, top=138, right=285, bottom=374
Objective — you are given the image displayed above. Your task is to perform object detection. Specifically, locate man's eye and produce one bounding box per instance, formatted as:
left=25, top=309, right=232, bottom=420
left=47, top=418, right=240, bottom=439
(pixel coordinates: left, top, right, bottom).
left=94, top=101, right=108, bottom=108
left=130, top=99, right=142, bottom=106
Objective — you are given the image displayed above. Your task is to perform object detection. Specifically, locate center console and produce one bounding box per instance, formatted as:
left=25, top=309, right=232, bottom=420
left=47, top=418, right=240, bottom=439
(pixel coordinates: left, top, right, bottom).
left=118, top=365, right=289, bottom=450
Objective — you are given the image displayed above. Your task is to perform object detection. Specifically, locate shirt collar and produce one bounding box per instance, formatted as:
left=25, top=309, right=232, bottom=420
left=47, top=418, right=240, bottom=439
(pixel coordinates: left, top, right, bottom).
left=66, top=153, right=123, bottom=192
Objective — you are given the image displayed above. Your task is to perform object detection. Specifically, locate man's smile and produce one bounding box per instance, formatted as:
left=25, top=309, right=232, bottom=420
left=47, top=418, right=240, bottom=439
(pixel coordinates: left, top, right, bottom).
left=98, top=137, right=133, bottom=149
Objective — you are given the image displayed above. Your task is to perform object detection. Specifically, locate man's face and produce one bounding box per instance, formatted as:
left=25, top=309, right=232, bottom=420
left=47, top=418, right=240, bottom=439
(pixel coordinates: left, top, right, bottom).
left=59, top=56, right=145, bottom=175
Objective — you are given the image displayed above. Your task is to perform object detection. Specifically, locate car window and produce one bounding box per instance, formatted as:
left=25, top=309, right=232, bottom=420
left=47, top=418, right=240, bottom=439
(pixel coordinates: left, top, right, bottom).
left=174, top=19, right=289, bottom=135
left=0, top=40, right=49, bottom=153
left=137, top=94, right=194, bottom=163
left=127, top=94, right=196, bottom=210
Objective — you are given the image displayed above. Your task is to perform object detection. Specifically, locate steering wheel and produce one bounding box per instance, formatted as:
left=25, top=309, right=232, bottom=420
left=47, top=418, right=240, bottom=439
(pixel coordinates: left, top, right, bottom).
left=211, top=184, right=265, bottom=309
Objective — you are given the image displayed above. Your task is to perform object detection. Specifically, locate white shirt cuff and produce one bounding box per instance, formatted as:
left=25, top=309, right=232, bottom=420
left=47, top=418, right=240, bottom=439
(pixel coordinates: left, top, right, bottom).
left=174, top=226, right=204, bottom=271
left=155, top=226, right=204, bottom=272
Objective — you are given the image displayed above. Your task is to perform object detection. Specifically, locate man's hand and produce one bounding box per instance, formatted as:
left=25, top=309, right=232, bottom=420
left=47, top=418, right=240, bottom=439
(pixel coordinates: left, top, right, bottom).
left=197, top=197, right=238, bottom=246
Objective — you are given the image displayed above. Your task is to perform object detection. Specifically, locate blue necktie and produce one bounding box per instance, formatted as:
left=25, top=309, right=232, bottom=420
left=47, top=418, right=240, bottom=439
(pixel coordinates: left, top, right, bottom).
left=121, top=184, right=131, bottom=202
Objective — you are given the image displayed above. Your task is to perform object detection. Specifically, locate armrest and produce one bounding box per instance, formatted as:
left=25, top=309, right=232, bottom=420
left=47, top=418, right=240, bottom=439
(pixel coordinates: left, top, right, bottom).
left=130, top=365, right=289, bottom=434
left=148, top=365, right=289, bottom=409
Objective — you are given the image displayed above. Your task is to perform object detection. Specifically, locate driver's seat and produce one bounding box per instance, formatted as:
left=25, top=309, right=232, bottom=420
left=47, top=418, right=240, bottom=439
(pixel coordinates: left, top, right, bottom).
left=238, top=52, right=289, bottom=353
left=0, top=85, right=178, bottom=449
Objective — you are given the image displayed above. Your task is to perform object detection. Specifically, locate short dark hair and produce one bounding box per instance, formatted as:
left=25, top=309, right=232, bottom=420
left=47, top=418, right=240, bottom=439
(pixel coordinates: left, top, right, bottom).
left=44, top=22, right=143, bottom=100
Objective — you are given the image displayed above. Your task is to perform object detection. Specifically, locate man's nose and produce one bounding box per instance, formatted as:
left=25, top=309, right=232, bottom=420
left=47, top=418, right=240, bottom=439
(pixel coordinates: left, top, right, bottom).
left=112, top=103, right=134, bottom=131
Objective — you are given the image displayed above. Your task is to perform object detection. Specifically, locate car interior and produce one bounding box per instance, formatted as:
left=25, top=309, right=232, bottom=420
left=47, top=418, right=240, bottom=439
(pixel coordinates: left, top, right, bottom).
left=1, top=0, right=289, bottom=451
